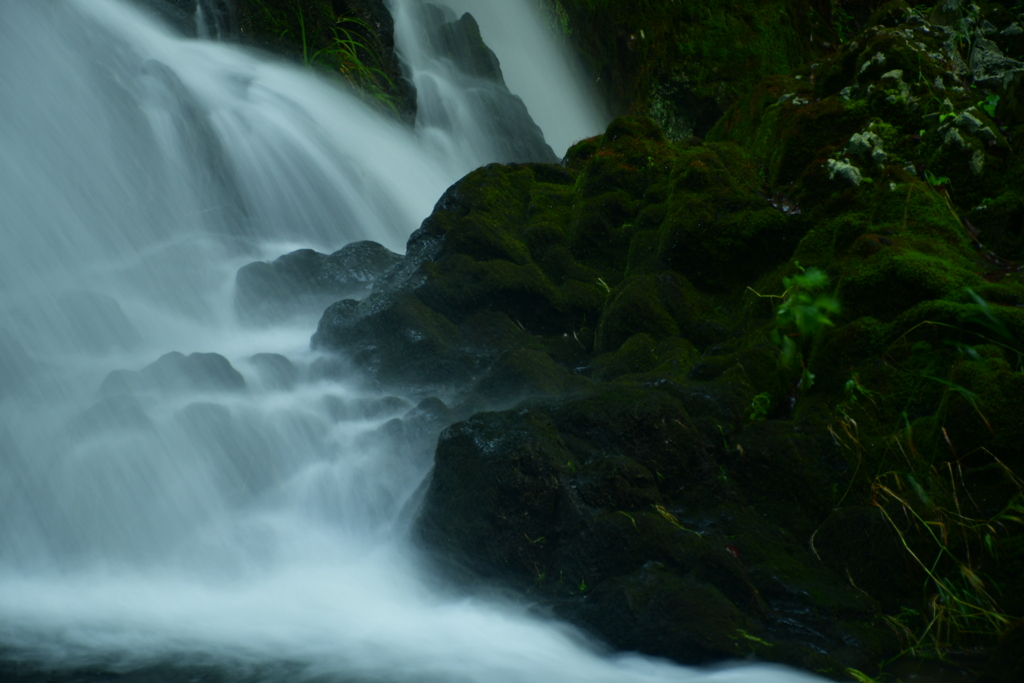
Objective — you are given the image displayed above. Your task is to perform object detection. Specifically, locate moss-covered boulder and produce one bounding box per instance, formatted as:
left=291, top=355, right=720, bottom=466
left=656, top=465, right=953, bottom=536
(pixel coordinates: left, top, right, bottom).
left=235, top=240, right=401, bottom=324
left=416, top=384, right=896, bottom=672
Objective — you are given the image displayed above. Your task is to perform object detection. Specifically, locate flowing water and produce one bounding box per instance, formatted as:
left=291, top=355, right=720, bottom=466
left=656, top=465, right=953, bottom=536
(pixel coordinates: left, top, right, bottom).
left=0, top=1, right=824, bottom=681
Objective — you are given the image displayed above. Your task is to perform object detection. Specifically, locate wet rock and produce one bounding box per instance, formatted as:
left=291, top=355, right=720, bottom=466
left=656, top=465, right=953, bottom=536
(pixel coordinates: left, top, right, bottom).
left=323, top=394, right=413, bottom=421
left=127, top=0, right=205, bottom=36
left=248, top=353, right=299, bottom=390
left=409, top=6, right=558, bottom=164
left=374, top=397, right=462, bottom=467
left=970, top=36, right=1024, bottom=88
left=100, top=351, right=246, bottom=396
left=312, top=163, right=595, bottom=398
left=422, top=7, right=503, bottom=83
left=416, top=385, right=895, bottom=671
left=827, top=158, right=863, bottom=186
left=235, top=0, right=417, bottom=121
left=235, top=241, right=402, bottom=325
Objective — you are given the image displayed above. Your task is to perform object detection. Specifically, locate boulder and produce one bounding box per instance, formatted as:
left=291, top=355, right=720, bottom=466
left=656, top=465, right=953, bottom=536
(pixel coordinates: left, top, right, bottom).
left=100, top=351, right=246, bottom=396
left=408, top=5, right=559, bottom=164
left=416, top=384, right=896, bottom=671
left=247, top=353, right=299, bottom=390
left=234, top=240, right=401, bottom=325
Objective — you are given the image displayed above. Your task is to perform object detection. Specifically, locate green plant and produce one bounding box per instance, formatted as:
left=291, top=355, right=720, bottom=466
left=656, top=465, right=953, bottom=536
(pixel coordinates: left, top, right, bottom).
left=771, top=264, right=841, bottom=390
left=978, top=94, right=1000, bottom=119
left=925, top=170, right=950, bottom=187
left=870, top=464, right=1024, bottom=657
left=845, top=668, right=882, bottom=683
left=543, top=0, right=572, bottom=37
left=964, top=288, right=1023, bottom=369
left=887, top=289, right=1024, bottom=372
left=844, top=373, right=879, bottom=407
left=749, top=392, right=771, bottom=420
left=831, top=4, right=856, bottom=43
left=311, top=15, right=400, bottom=114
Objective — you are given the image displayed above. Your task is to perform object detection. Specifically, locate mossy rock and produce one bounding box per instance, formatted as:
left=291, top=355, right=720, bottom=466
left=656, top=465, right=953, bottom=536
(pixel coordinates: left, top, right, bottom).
left=234, top=0, right=415, bottom=119
left=592, top=333, right=701, bottom=382
left=924, top=354, right=1024, bottom=474
left=837, top=245, right=983, bottom=322
left=417, top=385, right=895, bottom=671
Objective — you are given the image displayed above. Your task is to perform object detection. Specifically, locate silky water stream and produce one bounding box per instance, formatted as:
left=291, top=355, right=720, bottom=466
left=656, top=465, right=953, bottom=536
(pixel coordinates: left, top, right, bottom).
left=0, top=1, right=825, bottom=681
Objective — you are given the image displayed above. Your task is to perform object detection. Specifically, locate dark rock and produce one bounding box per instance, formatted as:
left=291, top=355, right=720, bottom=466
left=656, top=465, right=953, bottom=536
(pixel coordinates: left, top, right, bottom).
left=127, top=0, right=203, bottom=36
left=248, top=353, right=299, bottom=390
left=314, top=289, right=474, bottom=388
left=415, top=385, right=895, bottom=671
left=813, top=506, right=920, bottom=614
left=100, top=351, right=246, bottom=396
left=423, top=9, right=504, bottom=84
left=312, top=165, right=595, bottom=400
left=234, top=0, right=417, bottom=122
left=323, top=394, right=413, bottom=421
left=408, top=6, right=558, bottom=164
left=568, top=563, right=757, bottom=663
left=234, top=241, right=401, bottom=325
left=981, top=621, right=1024, bottom=683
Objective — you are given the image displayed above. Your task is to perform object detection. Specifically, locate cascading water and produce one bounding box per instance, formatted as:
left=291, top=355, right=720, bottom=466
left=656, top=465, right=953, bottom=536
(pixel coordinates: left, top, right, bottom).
left=434, top=0, right=608, bottom=157
left=0, top=1, right=824, bottom=681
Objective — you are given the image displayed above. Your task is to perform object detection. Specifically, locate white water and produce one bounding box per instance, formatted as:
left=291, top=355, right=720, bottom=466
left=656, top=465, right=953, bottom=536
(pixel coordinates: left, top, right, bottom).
left=440, top=0, right=608, bottom=156
left=0, top=1, right=821, bottom=681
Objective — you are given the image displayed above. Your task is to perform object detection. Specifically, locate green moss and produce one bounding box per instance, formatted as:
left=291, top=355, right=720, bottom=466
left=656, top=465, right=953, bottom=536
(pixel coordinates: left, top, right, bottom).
left=420, top=256, right=564, bottom=334
left=474, top=348, right=588, bottom=402
left=596, top=276, right=680, bottom=353
left=929, top=356, right=1024, bottom=473
left=838, top=247, right=983, bottom=322
left=593, top=333, right=700, bottom=381
left=549, top=1, right=823, bottom=138
left=657, top=143, right=801, bottom=291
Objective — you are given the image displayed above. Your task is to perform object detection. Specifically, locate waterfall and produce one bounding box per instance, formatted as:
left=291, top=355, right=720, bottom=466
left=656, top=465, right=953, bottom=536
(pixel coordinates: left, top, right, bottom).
left=0, top=1, right=823, bottom=681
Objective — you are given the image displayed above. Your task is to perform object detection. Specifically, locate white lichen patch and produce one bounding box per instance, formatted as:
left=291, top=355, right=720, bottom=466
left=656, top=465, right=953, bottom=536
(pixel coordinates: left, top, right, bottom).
left=827, top=158, right=863, bottom=186
left=943, top=127, right=968, bottom=150
left=954, top=109, right=983, bottom=134
left=970, top=149, right=985, bottom=176
left=845, top=131, right=887, bottom=166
